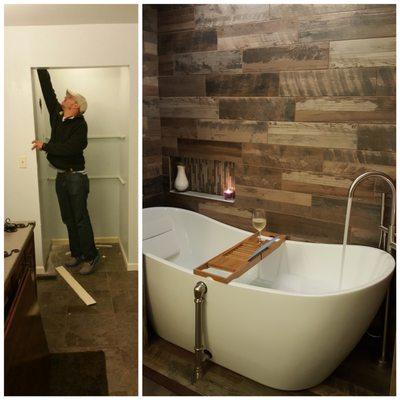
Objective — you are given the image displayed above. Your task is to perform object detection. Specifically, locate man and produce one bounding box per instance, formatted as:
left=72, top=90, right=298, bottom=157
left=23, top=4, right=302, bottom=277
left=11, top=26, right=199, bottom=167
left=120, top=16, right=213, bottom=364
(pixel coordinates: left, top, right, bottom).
left=32, top=69, right=100, bottom=275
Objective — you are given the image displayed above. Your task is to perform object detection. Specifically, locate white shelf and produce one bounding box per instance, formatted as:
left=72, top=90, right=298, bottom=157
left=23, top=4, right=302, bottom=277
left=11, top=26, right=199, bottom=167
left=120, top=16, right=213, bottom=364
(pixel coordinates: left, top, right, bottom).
left=169, top=190, right=235, bottom=203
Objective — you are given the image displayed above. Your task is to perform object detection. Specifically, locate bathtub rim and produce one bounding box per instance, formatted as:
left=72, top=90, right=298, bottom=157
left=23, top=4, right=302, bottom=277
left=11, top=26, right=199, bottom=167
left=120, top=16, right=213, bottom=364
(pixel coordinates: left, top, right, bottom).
left=143, top=206, right=395, bottom=298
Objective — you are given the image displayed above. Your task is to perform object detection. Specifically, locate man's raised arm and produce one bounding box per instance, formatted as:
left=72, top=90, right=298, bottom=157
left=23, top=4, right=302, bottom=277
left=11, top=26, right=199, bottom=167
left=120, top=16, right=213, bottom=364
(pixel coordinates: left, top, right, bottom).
left=37, top=69, right=62, bottom=120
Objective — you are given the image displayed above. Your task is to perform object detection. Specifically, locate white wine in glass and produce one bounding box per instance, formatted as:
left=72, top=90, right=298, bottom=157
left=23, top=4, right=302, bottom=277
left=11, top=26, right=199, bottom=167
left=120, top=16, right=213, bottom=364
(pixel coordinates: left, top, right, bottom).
left=252, top=209, right=266, bottom=243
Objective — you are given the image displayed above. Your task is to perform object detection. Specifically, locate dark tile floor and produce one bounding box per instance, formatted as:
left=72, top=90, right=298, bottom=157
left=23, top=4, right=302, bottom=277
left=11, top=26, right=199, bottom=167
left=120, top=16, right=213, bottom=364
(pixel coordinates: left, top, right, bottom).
left=37, top=243, right=138, bottom=396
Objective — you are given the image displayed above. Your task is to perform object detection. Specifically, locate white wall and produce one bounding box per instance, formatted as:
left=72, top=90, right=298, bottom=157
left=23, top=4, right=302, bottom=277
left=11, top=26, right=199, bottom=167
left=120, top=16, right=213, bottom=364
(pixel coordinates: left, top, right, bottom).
left=5, top=24, right=138, bottom=269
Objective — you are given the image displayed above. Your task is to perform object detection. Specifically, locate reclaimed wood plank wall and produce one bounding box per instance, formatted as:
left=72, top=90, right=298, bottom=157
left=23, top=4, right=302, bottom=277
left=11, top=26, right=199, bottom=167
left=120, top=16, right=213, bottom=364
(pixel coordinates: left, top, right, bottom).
left=144, top=4, right=396, bottom=245
left=143, top=5, right=164, bottom=206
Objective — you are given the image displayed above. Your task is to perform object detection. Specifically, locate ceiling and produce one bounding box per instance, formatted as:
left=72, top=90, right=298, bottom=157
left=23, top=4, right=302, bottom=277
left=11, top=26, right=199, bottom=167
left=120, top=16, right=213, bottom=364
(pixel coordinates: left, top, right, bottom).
left=4, top=4, right=138, bottom=26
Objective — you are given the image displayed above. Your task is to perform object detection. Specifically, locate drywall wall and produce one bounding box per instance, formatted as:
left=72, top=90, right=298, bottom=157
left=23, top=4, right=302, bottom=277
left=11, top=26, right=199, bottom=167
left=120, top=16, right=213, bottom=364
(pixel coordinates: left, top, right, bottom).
left=146, top=4, right=396, bottom=246
left=5, top=23, right=138, bottom=269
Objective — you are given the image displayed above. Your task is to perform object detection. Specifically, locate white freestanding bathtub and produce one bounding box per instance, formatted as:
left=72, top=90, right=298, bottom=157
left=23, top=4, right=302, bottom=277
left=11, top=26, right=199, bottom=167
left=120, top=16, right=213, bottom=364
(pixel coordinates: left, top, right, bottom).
left=143, top=207, right=395, bottom=390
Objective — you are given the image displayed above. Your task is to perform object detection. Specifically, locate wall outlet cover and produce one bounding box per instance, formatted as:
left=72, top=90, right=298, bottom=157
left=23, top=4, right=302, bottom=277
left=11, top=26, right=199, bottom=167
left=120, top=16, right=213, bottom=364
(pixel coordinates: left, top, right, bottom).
left=19, top=156, right=27, bottom=169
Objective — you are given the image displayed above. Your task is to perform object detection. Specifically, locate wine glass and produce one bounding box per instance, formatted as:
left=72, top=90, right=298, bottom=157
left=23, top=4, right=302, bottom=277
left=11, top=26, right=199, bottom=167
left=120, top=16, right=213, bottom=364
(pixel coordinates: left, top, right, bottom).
left=252, top=209, right=266, bottom=243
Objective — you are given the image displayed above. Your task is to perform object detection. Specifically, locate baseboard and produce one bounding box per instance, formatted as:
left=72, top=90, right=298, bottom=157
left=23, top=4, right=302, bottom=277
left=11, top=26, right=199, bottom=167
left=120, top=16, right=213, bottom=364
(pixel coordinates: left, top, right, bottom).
left=36, top=264, right=57, bottom=277
left=118, top=239, right=138, bottom=271
left=36, top=265, right=46, bottom=275
left=128, top=263, right=138, bottom=272
left=51, top=236, right=120, bottom=245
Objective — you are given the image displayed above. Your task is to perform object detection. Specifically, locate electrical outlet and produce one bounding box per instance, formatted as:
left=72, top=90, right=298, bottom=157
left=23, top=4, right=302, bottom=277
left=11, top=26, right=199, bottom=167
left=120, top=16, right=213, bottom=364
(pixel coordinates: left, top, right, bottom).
left=19, top=156, right=27, bottom=169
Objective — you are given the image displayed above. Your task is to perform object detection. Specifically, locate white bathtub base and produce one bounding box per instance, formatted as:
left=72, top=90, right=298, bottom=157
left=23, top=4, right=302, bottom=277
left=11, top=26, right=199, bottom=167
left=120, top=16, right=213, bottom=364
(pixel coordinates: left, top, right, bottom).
left=146, top=256, right=390, bottom=390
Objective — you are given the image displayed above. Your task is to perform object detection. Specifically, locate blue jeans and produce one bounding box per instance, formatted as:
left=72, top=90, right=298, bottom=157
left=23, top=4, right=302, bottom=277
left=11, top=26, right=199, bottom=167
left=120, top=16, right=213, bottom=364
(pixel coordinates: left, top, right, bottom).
left=55, top=172, right=98, bottom=261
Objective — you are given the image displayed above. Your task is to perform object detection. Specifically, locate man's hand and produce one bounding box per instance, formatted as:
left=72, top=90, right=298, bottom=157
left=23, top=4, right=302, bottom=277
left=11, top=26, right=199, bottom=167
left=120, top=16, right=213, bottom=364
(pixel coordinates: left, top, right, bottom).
left=31, top=140, right=44, bottom=151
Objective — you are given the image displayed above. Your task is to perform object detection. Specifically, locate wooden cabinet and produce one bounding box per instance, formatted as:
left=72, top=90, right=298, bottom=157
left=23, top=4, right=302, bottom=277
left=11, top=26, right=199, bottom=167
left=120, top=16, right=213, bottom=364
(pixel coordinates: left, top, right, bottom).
left=4, top=225, right=49, bottom=395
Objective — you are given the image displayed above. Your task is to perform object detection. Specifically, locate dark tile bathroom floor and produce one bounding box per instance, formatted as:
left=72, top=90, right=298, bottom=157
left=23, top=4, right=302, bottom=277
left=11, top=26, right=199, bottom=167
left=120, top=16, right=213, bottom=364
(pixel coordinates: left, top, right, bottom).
left=143, top=334, right=393, bottom=396
left=37, top=243, right=138, bottom=396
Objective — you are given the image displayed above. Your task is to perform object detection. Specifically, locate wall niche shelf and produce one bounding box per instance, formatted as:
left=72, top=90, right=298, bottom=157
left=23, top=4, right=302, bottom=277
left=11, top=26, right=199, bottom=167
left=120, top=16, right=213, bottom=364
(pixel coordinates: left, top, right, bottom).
left=169, top=189, right=235, bottom=203
left=169, top=155, right=236, bottom=204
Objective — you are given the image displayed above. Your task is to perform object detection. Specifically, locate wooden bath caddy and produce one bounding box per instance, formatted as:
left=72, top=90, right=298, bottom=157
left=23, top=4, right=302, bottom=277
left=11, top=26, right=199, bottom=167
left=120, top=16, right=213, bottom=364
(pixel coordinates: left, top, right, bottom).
left=194, top=231, right=286, bottom=283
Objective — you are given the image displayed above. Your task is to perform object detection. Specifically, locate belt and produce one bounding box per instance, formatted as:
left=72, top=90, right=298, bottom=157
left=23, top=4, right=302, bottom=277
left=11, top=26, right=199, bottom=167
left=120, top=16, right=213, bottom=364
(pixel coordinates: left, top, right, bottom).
left=57, top=169, right=87, bottom=174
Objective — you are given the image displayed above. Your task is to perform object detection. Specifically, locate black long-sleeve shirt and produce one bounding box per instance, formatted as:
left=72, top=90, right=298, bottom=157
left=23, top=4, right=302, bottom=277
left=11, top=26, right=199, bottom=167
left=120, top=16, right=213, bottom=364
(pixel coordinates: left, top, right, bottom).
left=37, top=69, right=87, bottom=171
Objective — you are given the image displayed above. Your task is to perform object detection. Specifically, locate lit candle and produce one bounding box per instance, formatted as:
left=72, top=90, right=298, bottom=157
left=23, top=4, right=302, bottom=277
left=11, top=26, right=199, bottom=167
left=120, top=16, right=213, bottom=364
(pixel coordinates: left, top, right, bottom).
left=223, top=188, right=235, bottom=200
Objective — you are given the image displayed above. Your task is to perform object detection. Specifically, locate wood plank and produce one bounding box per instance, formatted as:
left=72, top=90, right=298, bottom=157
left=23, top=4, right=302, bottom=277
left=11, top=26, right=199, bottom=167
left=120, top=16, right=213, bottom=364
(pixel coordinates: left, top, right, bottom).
left=144, top=30, right=157, bottom=53
left=143, top=54, right=158, bottom=77
left=330, top=37, right=396, bottom=68
left=175, top=50, right=242, bottom=75
left=268, top=122, right=358, bottom=149
left=197, top=203, right=345, bottom=243
left=178, top=138, right=242, bottom=162
left=159, top=76, right=206, bottom=97
left=143, top=5, right=157, bottom=33
left=143, top=155, right=162, bottom=180
left=323, top=161, right=396, bottom=184
left=143, top=97, right=160, bottom=118
left=243, top=42, right=329, bottom=72
left=219, top=98, right=295, bottom=121
left=195, top=5, right=269, bottom=28
left=143, top=117, right=161, bottom=139
left=265, top=211, right=345, bottom=243
left=197, top=119, right=268, bottom=143
left=206, top=73, right=279, bottom=97
left=323, top=147, right=396, bottom=167
left=159, top=29, right=217, bottom=55
left=234, top=194, right=311, bottom=221
left=236, top=164, right=281, bottom=189
left=279, top=68, right=376, bottom=97
left=376, top=67, right=396, bottom=96
left=217, top=19, right=298, bottom=51
left=159, top=55, right=174, bottom=76
left=357, top=124, right=396, bottom=152
left=55, top=266, right=96, bottom=306
left=270, top=4, right=382, bottom=18
left=161, top=137, right=178, bottom=157
left=299, top=9, right=396, bottom=42
left=350, top=226, right=381, bottom=247
left=143, top=77, right=158, bottom=97
left=160, top=118, right=197, bottom=139
left=143, top=138, right=161, bottom=157
left=281, top=171, right=353, bottom=198
left=242, top=143, right=324, bottom=171
left=158, top=6, right=195, bottom=33
left=295, top=97, right=396, bottom=123
left=311, top=196, right=381, bottom=230
left=236, top=184, right=312, bottom=207
left=159, top=97, right=218, bottom=119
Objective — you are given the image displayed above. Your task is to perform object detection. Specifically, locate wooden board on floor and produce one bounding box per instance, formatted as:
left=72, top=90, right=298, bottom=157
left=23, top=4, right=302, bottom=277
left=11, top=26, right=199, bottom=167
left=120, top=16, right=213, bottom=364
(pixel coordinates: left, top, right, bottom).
left=55, top=266, right=96, bottom=306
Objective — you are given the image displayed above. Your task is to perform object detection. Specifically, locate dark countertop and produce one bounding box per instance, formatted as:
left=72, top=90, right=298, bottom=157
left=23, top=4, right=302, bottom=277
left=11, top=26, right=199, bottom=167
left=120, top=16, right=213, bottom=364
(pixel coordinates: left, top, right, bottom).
left=4, top=222, right=35, bottom=285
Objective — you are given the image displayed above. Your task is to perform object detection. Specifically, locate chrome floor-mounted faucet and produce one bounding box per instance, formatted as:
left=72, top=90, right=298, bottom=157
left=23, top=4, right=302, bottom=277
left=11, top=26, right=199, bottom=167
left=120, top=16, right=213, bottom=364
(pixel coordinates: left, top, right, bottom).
left=345, top=171, right=396, bottom=252
left=344, top=171, right=396, bottom=364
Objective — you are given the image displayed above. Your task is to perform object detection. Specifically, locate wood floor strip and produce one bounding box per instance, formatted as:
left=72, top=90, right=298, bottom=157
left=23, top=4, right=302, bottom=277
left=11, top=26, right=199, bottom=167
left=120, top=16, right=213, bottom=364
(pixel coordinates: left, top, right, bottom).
left=143, top=366, right=201, bottom=396
left=55, top=266, right=96, bottom=306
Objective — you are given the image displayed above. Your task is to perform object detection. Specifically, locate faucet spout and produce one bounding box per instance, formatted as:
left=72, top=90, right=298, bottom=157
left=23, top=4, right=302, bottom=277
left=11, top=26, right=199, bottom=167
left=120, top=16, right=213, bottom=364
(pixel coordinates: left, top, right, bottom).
left=345, top=171, right=396, bottom=253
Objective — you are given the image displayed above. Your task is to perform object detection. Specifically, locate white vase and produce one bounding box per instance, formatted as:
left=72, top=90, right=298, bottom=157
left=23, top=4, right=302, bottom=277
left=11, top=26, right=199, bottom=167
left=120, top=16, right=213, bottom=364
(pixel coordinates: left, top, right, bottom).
left=174, top=165, right=189, bottom=192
